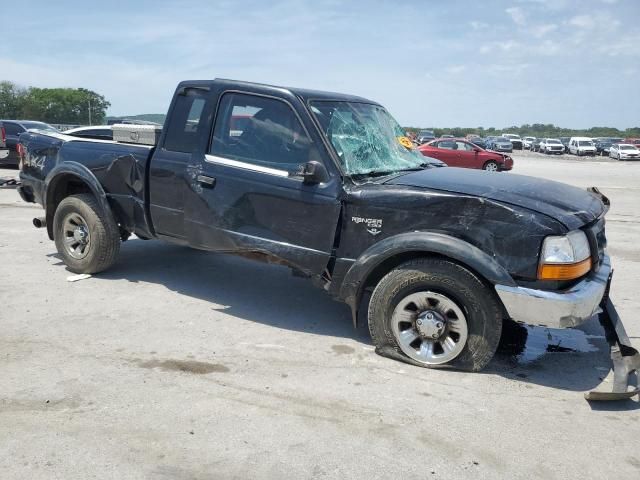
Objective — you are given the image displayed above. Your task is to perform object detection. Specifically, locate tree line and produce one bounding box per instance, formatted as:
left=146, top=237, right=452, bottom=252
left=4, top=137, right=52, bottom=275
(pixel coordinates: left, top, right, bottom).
left=0, top=81, right=110, bottom=125
left=405, top=124, right=640, bottom=139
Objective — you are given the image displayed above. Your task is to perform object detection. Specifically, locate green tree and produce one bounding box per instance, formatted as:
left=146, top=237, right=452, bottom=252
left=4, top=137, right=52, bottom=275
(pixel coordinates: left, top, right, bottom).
left=21, top=87, right=110, bottom=124
left=0, top=81, right=27, bottom=118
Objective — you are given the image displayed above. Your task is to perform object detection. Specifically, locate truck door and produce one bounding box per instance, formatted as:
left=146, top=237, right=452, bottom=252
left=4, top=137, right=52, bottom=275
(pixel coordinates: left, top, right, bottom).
left=148, top=88, right=209, bottom=241
left=185, top=91, right=342, bottom=277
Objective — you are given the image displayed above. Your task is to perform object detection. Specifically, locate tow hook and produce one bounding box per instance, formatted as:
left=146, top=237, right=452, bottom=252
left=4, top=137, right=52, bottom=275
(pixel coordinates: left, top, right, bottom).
left=33, top=217, right=46, bottom=228
left=585, top=274, right=640, bottom=401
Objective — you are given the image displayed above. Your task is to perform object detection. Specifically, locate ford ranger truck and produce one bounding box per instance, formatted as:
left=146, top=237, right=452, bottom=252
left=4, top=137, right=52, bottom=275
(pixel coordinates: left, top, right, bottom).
left=17, top=79, right=639, bottom=399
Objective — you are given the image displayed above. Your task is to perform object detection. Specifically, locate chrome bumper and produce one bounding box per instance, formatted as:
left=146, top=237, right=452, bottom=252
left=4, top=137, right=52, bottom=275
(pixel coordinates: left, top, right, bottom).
left=495, top=255, right=611, bottom=328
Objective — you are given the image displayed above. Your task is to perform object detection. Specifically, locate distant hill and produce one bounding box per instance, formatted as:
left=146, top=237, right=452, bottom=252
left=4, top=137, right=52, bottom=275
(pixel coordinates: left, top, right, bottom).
left=106, top=114, right=166, bottom=125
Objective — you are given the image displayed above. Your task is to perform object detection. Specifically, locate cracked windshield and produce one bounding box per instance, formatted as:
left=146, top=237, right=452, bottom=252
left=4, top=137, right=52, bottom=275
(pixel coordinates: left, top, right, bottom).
left=310, top=101, right=426, bottom=175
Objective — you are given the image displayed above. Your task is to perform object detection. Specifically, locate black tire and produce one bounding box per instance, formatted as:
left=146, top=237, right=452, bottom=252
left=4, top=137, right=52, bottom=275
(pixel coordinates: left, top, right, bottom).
left=53, top=194, right=120, bottom=274
left=368, top=258, right=503, bottom=372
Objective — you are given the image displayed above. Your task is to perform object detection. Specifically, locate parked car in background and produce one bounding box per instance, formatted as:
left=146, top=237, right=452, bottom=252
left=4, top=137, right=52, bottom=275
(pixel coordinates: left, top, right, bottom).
left=610, top=143, right=640, bottom=160
left=501, top=133, right=523, bottom=150
left=568, top=137, right=596, bottom=156
left=0, top=120, right=59, bottom=166
left=0, top=121, right=9, bottom=163
left=594, top=139, right=614, bottom=156
left=64, top=125, right=114, bottom=141
left=623, top=138, right=640, bottom=149
left=522, top=136, right=536, bottom=150
left=468, top=137, right=487, bottom=149
left=416, top=130, right=436, bottom=144
left=539, top=138, right=565, bottom=155
left=531, top=138, right=544, bottom=152
left=419, top=139, right=513, bottom=171
left=485, top=136, right=513, bottom=153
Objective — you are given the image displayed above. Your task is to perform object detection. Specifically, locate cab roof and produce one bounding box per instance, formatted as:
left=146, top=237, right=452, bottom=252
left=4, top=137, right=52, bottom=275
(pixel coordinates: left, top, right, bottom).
left=179, top=78, right=380, bottom=105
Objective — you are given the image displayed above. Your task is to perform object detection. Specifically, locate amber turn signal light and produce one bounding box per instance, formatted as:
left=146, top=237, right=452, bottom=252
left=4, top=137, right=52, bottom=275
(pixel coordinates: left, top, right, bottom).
left=538, top=257, right=592, bottom=280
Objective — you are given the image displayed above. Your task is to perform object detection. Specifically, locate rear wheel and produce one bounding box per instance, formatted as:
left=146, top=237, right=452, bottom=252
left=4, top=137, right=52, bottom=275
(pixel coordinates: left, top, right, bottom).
left=483, top=160, right=499, bottom=172
left=53, top=194, right=120, bottom=274
left=368, top=258, right=503, bottom=371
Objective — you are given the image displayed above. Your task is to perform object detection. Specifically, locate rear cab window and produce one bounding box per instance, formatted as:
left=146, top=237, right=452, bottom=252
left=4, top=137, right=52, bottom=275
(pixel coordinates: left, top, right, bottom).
left=163, top=91, right=207, bottom=153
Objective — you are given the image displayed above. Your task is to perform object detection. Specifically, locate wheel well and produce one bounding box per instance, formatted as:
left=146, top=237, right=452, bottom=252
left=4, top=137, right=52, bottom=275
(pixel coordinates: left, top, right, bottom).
left=356, top=251, right=508, bottom=325
left=45, top=174, right=93, bottom=239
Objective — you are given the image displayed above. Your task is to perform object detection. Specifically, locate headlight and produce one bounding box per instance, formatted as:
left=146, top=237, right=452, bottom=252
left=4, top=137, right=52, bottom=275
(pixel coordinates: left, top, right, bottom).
left=538, top=230, right=592, bottom=280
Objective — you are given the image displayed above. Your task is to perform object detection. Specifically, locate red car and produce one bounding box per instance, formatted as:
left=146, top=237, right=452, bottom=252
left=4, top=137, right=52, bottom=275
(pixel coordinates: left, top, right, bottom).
left=418, top=138, right=513, bottom=172
left=624, top=138, right=640, bottom=149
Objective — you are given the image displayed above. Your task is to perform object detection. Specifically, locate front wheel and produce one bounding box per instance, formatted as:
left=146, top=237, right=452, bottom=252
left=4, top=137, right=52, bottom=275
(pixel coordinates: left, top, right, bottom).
left=368, top=258, right=503, bottom=371
left=483, top=160, right=499, bottom=172
left=53, top=194, right=120, bottom=274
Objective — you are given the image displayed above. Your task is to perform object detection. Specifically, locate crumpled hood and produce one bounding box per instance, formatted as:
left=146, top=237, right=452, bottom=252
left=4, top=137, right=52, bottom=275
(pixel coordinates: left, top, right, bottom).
left=386, top=167, right=604, bottom=230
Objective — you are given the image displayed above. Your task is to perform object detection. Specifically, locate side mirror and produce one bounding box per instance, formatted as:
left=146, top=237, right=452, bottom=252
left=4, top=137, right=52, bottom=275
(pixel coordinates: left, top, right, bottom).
left=301, top=161, right=329, bottom=184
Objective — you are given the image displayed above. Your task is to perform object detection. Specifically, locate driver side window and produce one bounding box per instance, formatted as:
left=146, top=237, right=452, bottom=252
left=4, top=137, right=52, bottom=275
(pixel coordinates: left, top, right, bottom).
left=210, top=93, right=315, bottom=173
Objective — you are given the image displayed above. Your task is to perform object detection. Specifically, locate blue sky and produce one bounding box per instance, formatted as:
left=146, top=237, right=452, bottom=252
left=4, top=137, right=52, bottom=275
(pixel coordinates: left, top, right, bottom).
left=2, top=0, right=638, bottom=128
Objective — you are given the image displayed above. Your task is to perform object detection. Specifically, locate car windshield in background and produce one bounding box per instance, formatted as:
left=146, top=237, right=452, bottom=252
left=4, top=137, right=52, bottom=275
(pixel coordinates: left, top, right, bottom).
left=310, top=101, right=425, bottom=176
left=578, top=141, right=593, bottom=146
left=21, top=122, right=58, bottom=132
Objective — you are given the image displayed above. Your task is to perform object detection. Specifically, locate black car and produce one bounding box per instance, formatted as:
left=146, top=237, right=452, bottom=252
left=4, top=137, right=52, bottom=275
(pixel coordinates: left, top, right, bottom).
left=467, top=137, right=487, bottom=149
left=0, top=120, right=58, bottom=166
left=531, top=138, right=544, bottom=152
left=595, top=140, right=614, bottom=156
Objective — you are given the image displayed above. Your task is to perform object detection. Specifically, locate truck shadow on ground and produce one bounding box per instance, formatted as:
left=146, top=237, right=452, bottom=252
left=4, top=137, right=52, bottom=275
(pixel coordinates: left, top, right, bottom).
left=69, top=239, right=637, bottom=408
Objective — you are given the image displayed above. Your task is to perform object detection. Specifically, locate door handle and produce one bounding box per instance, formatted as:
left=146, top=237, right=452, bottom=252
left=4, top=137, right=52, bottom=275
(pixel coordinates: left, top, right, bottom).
left=197, top=175, right=216, bottom=188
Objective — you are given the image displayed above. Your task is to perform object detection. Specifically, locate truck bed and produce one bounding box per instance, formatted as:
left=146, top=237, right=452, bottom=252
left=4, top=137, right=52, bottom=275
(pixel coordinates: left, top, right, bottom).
left=19, top=131, right=155, bottom=237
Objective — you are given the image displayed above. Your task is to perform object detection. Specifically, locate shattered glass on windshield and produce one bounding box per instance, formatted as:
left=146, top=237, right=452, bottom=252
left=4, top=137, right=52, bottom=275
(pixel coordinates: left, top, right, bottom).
left=309, top=101, right=426, bottom=176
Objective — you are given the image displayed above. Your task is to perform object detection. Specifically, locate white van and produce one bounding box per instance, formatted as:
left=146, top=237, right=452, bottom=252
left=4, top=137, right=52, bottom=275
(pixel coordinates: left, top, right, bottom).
left=568, top=137, right=596, bottom=156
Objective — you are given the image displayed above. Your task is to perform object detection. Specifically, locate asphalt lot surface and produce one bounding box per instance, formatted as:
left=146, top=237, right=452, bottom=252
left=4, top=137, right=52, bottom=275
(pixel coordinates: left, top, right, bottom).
left=1, top=152, right=639, bottom=479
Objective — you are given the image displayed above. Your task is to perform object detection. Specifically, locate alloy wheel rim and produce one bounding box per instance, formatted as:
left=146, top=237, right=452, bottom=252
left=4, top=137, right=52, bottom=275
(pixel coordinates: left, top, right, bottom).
left=62, top=213, right=91, bottom=259
left=391, top=291, right=468, bottom=365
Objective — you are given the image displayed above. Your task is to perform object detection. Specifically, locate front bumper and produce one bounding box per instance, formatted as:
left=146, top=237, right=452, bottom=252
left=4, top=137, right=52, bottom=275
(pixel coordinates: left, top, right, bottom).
left=495, top=254, right=611, bottom=328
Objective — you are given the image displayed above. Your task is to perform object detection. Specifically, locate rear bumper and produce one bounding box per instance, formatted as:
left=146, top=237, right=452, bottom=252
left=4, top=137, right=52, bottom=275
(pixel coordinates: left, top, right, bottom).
left=494, top=255, right=611, bottom=328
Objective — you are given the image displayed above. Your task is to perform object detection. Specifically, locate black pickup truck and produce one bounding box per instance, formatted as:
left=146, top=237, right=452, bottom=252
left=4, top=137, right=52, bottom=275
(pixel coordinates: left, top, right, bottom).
left=16, top=79, right=638, bottom=389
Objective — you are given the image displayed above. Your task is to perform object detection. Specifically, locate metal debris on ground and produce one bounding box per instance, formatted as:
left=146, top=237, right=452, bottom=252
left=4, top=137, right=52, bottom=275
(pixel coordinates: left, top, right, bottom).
left=66, top=273, right=92, bottom=282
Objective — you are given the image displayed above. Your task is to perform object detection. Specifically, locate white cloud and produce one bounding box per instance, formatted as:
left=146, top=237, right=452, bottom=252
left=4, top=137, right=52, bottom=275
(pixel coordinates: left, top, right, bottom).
left=568, top=15, right=596, bottom=28
left=469, top=21, right=489, bottom=30
left=506, top=6, right=527, bottom=26
left=530, top=23, right=558, bottom=38
left=480, top=40, right=522, bottom=54
left=445, top=65, right=467, bottom=74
